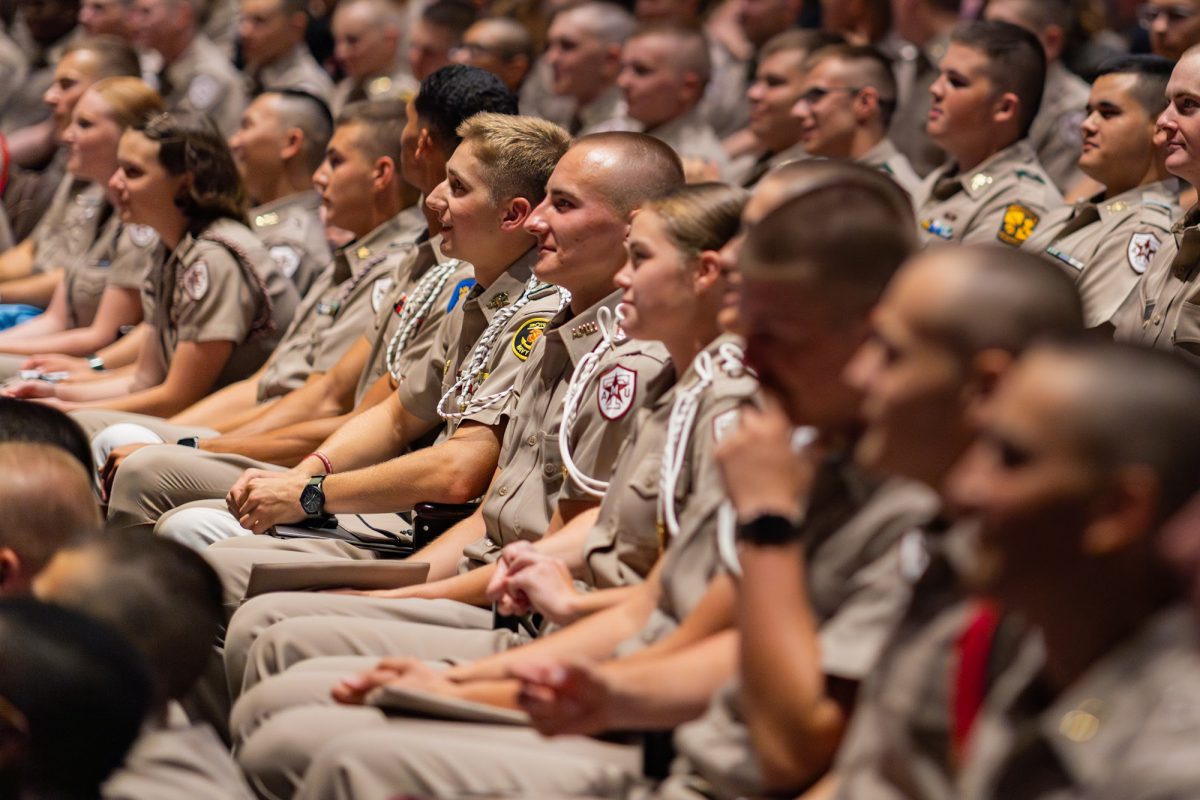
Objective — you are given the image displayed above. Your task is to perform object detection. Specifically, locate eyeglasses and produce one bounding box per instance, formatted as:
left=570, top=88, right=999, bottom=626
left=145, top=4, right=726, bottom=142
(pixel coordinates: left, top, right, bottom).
left=1137, top=3, right=1200, bottom=27
left=795, top=86, right=862, bottom=107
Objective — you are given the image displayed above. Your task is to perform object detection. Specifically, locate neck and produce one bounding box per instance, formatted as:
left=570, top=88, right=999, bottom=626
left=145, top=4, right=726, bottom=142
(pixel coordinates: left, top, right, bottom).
left=254, top=169, right=308, bottom=206
left=350, top=199, right=403, bottom=241
left=1026, top=562, right=1174, bottom=691
left=567, top=277, right=618, bottom=316
left=662, top=317, right=721, bottom=376
left=159, top=31, right=191, bottom=64
left=951, top=134, right=1015, bottom=174
left=574, top=82, right=609, bottom=111
left=158, top=214, right=189, bottom=250
left=1114, top=159, right=1172, bottom=199
left=848, top=127, right=886, bottom=161
left=472, top=237, right=535, bottom=287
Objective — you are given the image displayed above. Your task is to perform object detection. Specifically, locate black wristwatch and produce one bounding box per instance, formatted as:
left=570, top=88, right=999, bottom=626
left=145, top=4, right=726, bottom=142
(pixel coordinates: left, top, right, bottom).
left=299, top=475, right=327, bottom=517
left=737, top=513, right=801, bottom=547
left=176, top=436, right=200, bottom=448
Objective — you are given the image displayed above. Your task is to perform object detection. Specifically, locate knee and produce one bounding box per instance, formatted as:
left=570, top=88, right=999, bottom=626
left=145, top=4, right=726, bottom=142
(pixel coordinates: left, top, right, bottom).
left=156, top=505, right=246, bottom=551
left=90, top=422, right=163, bottom=468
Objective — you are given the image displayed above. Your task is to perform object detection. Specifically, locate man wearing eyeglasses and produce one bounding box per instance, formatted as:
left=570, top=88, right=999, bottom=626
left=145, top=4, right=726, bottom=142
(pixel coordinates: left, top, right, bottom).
left=791, top=43, right=921, bottom=196
left=913, top=20, right=1061, bottom=249
left=1142, top=0, right=1200, bottom=61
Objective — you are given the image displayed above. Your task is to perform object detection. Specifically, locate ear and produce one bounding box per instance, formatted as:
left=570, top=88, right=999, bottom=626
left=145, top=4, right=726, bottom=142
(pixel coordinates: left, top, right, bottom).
left=414, top=127, right=435, bottom=163
left=0, top=549, right=21, bottom=596
left=854, top=86, right=879, bottom=123
left=1082, top=464, right=1160, bottom=556
left=681, top=71, right=703, bottom=104
left=992, top=91, right=1020, bottom=128
left=1041, top=25, right=1064, bottom=62
left=962, top=347, right=1014, bottom=419
left=372, top=155, right=396, bottom=191
left=499, top=195, right=533, bottom=232
left=693, top=248, right=724, bottom=293
left=280, top=128, right=305, bottom=163
left=602, top=42, right=623, bottom=74
left=624, top=208, right=638, bottom=240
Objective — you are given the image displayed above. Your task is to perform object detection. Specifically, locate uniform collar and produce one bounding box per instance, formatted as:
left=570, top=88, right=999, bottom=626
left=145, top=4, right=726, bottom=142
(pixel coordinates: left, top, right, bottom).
left=1095, top=178, right=1180, bottom=221
left=470, top=247, right=540, bottom=324
left=256, top=44, right=306, bottom=83
left=250, top=190, right=320, bottom=230
left=1032, top=605, right=1198, bottom=787
left=953, top=139, right=1038, bottom=200
left=335, top=214, right=409, bottom=282
left=578, top=86, right=626, bottom=131
left=648, top=106, right=707, bottom=145
left=554, top=289, right=624, bottom=366
left=857, top=137, right=901, bottom=171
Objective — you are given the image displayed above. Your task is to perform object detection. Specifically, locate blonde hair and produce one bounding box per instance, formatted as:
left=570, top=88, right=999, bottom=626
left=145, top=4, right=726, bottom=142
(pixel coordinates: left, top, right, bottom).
left=456, top=112, right=571, bottom=205
left=645, top=182, right=747, bottom=259
left=87, top=77, right=164, bottom=130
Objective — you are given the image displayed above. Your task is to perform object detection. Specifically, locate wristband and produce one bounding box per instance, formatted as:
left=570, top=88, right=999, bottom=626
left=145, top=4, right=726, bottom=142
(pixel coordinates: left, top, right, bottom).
left=308, top=451, right=334, bottom=474
left=87, top=355, right=105, bottom=372
left=737, top=513, right=801, bottom=547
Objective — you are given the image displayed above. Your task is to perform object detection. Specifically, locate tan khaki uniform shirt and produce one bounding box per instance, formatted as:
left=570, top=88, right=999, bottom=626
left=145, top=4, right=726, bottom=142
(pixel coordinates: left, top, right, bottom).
left=960, top=605, right=1200, bottom=800
left=887, top=35, right=948, bottom=178
left=1113, top=206, right=1200, bottom=359
left=330, top=67, right=419, bottom=116
left=248, top=44, right=334, bottom=102
left=860, top=137, right=923, bottom=198
left=833, top=525, right=970, bottom=800
left=1026, top=180, right=1180, bottom=328
left=699, top=39, right=750, bottom=139
left=143, top=218, right=300, bottom=389
left=397, top=248, right=563, bottom=436
left=30, top=176, right=107, bottom=275
left=646, top=107, right=731, bottom=181
left=665, top=472, right=940, bottom=800
left=256, top=215, right=411, bottom=401
left=0, top=29, right=27, bottom=131
left=460, top=291, right=673, bottom=570
left=915, top=139, right=1062, bottom=248
left=64, top=218, right=159, bottom=329
left=1029, top=62, right=1090, bottom=194
left=249, top=191, right=332, bottom=297
left=729, top=141, right=807, bottom=189
left=160, top=34, right=247, bottom=137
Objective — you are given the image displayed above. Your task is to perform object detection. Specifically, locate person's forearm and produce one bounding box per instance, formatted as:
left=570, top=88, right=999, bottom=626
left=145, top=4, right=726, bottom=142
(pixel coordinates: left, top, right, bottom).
left=199, top=413, right=351, bottom=466
left=64, top=379, right=201, bottom=416
left=0, top=309, right=63, bottom=344
left=168, top=374, right=261, bottom=428
left=599, top=629, right=738, bottom=730
left=738, top=544, right=845, bottom=792
left=0, top=270, right=61, bottom=308
left=309, top=394, right=421, bottom=475
left=94, top=325, right=146, bottom=368
left=0, top=240, right=34, bottom=282
left=404, top=560, right=496, bottom=606
left=450, top=581, right=659, bottom=682
left=0, top=322, right=121, bottom=356
left=321, top=426, right=498, bottom=513
left=52, top=372, right=139, bottom=401
left=620, top=572, right=737, bottom=665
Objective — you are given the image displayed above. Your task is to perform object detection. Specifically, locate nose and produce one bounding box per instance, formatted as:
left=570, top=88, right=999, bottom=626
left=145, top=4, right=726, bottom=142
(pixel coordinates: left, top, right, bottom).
left=842, top=338, right=881, bottom=395
left=943, top=441, right=989, bottom=517
left=108, top=168, right=125, bottom=195
left=311, top=160, right=329, bottom=190
left=1080, top=109, right=1099, bottom=137
left=524, top=197, right=550, bottom=236
left=425, top=179, right=449, bottom=213
left=43, top=83, right=60, bottom=109
left=1158, top=104, right=1178, bottom=136
left=929, top=73, right=946, bottom=102
left=746, top=79, right=765, bottom=103
left=613, top=256, right=633, bottom=289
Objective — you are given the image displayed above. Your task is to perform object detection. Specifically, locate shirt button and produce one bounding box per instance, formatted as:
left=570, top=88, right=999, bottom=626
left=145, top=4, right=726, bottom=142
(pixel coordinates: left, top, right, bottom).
left=526, top=435, right=537, bottom=446
left=1153, top=314, right=1163, bottom=325
left=544, top=464, right=557, bottom=476
left=497, top=486, right=509, bottom=496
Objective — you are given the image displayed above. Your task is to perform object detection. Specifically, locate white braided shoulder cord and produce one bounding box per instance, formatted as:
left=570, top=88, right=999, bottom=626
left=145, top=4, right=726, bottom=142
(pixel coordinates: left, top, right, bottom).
left=385, top=260, right=462, bottom=383
left=559, top=305, right=625, bottom=498
left=658, top=341, right=747, bottom=541
left=437, top=276, right=570, bottom=422
left=716, top=424, right=820, bottom=577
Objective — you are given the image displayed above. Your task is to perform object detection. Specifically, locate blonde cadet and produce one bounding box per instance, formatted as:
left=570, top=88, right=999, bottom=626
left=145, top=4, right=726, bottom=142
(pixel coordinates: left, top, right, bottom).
left=1022, top=56, right=1180, bottom=329
left=914, top=22, right=1061, bottom=249
left=0, top=78, right=163, bottom=379
left=4, top=113, right=299, bottom=418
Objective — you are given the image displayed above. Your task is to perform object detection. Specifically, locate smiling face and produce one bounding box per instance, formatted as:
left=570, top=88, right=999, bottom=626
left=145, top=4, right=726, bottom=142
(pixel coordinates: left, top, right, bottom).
left=79, top=0, right=131, bottom=36
left=310, top=122, right=379, bottom=236
left=424, top=139, right=505, bottom=263
left=129, top=0, right=178, bottom=53
left=524, top=144, right=629, bottom=294
left=109, top=129, right=187, bottom=232
left=1145, top=0, right=1200, bottom=61
left=333, top=1, right=399, bottom=78
left=545, top=11, right=613, bottom=102
left=1158, top=52, right=1200, bottom=185
left=746, top=48, right=809, bottom=151
left=927, top=43, right=1001, bottom=155
left=946, top=352, right=1101, bottom=603
left=43, top=49, right=104, bottom=138
left=63, top=90, right=123, bottom=186
left=1078, top=72, right=1160, bottom=193
left=793, top=57, right=861, bottom=158
left=617, top=34, right=690, bottom=129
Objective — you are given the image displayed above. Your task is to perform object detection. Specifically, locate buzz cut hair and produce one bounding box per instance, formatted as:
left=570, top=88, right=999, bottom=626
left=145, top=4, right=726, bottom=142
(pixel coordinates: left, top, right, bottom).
left=336, top=98, right=407, bottom=166
left=629, top=22, right=712, bottom=86
left=1096, top=54, right=1175, bottom=118
left=268, top=89, right=334, bottom=173
left=559, top=1, right=638, bottom=46
left=457, top=112, right=571, bottom=206
left=989, top=0, right=1074, bottom=33
left=571, top=131, right=685, bottom=214
left=950, top=19, right=1047, bottom=138
left=759, top=29, right=845, bottom=61
left=804, top=43, right=898, bottom=128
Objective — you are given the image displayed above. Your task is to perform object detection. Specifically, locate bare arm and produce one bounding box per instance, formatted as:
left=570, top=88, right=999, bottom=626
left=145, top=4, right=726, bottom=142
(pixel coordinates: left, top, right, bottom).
left=0, top=286, right=141, bottom=356
left=0, top=240, right=33, bottom=282
left=0, top=281, right=70, bottom=344
left=167, top=364, right=266, bottom=428
left=0, top=269, right=62, bottom=308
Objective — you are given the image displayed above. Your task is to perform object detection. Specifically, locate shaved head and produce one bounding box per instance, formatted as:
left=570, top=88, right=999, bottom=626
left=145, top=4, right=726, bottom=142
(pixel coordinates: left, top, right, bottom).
left=570, top=131, right=684, bottom=213
left=901, top=246, right=1084, bottom=362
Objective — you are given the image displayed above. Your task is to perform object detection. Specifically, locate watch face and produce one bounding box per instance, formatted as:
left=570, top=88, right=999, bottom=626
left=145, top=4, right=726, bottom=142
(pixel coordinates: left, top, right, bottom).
left=300, top=484, right=322, bottom=515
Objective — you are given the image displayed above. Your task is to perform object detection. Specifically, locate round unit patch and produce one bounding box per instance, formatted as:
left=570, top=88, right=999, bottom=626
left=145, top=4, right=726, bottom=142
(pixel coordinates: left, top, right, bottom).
left=128, top=224, right=157, bottom=248
left=182, top=261, right=210, bottom=301
left=188, top=74, right=220, bottom=110
left=511, top=317, right=549, bottom=361
left=1127, top=232, right=1160, bottom=275
left=269, top=245, right=301, bottom=279
left=371, top=277, right=395, bottom=313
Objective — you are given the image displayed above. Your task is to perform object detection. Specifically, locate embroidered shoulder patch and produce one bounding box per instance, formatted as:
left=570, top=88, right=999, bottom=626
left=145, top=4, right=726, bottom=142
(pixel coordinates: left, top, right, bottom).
left=597, top=364, right=637, bottom=420
left=128, top=224, right=156, bottom=248
left=511, top=317, right=549, bottom=361
left=182, top=260, right=209, bottom=301
left=371, top=277, right=394, bottom=313
left=269, top=245, right=301, bottom=279
left=997, top=204, right=1039, bottom=246
left=187, top=74, right=220, bottom=110
left=1127, top=232, right=1161, bottom=275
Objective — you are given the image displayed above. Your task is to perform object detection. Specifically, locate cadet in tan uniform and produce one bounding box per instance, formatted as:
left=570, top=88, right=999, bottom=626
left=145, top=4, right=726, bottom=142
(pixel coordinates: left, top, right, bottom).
left=886, top=0, right=957, bottom=177
left=225, top=183, right=736, bottom=748
left=232, top=91, right=334, bottom=295
left=519, top=2, right=635, bottom=135
left=983, top=0, right=1090, bottom=194
left=948, top=341, right=1200, bottom=800
left=613, top=24, right=729, bottom=180
left=4, top=112, right=299, bottom=417
left=826, top=247, right=1084, bottom=800
left=0, top=78, right=163, bottom=377
left=1023, top=57, right=1180, bottom=329
left=449, top=17, right=534, bottom=93
left=33, top=531, right=255, bottom=800
left=96, top=67, right=520, bottom=538
left=914, top=21, right=1061, bottom=249
left=792, top=43, right=921, bottom=196
left=327, top=0, right=417, bottom=116
left=1114, top=47, right=1200, bottom=359
left=239, top=0, right=334, bottom=102
left=131, top=0, right=247, bottom=136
